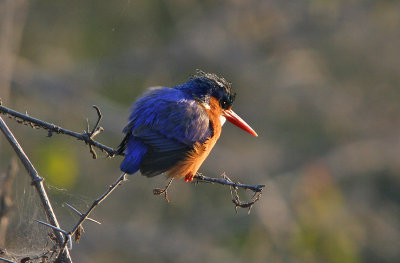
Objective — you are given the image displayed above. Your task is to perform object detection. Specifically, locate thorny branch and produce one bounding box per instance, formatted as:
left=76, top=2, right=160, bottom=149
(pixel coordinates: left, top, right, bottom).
left=0, top=101, right=265, bottom=260
left=227, top=177, right=263, bottom=214
left=153, top=174, right=265, bottom=211
left=32, top=173, right=128, bottom=262
left=0, top=102, right=265, bottom=205
left=64, top=203, right=101, bottom=225
left=0, top=103, right=118, bottom=158
left=194, top=173, right=264, bottom=192
left=0, top=116, right=72, bottom=263
left=33, top=173, right=127, bottom=259
left=194, top=173, right=264, bottom=213
left=49, top=173, right=128, bottom=258
left=66, top=173, right=127, bottom=242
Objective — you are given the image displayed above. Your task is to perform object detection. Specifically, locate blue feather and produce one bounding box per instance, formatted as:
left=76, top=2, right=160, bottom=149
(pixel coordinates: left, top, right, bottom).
left=119, top=71, right=236, bottom=177
left=120, top=86, right=212, bottom=175
left=120, top=137, right=147, bottom=174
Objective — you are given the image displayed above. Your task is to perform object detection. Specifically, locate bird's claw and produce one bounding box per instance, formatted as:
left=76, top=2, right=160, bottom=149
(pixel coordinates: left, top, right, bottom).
left=184, top=174, right=194, bottom=182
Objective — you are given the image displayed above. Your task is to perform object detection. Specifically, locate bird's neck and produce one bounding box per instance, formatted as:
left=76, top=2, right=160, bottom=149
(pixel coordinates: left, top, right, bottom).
left=204, top=97, right=223, bottom=139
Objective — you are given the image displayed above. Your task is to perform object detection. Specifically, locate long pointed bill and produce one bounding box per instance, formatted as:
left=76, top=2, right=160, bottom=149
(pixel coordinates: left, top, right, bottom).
left=223, top=109, right=258, bottom=137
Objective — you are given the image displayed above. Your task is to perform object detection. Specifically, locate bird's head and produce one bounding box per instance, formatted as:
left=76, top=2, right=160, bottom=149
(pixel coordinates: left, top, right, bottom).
left=177, top=70, right=258, bottom=137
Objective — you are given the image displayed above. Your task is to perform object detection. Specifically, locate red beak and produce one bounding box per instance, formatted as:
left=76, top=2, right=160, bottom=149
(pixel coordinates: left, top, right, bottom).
left=223, top=109, right=258, bottom=137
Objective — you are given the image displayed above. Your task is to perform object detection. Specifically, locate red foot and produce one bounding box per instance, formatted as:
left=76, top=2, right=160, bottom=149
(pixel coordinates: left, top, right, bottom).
left=184, top=174, right=194, bottom=182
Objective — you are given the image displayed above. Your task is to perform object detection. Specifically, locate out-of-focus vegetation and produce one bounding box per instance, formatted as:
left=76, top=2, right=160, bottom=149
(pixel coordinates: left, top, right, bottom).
left=1, top=0, right=400, bottom=262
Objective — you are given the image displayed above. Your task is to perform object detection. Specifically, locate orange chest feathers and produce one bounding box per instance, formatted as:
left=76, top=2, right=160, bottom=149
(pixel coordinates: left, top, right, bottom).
left=167, top=97, right=223, bottom=179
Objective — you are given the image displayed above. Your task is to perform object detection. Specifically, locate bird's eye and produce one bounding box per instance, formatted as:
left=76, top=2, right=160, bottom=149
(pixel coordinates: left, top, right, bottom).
left=220, top=99, right=229, bottom=109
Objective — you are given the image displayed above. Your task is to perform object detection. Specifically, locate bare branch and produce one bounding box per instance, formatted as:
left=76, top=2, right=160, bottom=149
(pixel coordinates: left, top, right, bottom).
left=194, top=173, right=265, bottom=192
left=68, top=173, right=127, bottom=237
left=153, top=178, right=174, bottom=203
left=1, top=102, right=266, bottom=212
left=194, top=173, right=264, bottom=212
left=0, top=101, right=266, bottom=262
left=83, top=105, right=105, bottom=159
left=64, top=203, right=101, bottom=225
left=55, top=173, right=127, bottom=257
left=34, top=220, right=72, bottom=250
left=231, top=188, right=262, bottom=214
left=0, top=116, right=72, bottom=263
left=34, top=219, right=69, bottom=236
left=89, top=105, right=103, bottom=136
left=0, top=103, right=118, bottom=158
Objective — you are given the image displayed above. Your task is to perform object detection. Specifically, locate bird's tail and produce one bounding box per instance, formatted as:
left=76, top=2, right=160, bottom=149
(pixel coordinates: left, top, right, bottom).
left=120, top=138, right=147, bottom=174
left=116, top=133, right=131, bottom=155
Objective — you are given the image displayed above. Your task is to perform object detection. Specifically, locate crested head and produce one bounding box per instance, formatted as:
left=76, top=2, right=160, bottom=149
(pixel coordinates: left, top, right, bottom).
left=176, top=70, right=236, bottom=110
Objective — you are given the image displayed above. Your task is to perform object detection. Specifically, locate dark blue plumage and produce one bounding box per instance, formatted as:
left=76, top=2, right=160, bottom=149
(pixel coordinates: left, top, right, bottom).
left=118, top=71, right=257, bottom=180
left=120, top=84, right=212, bottom=176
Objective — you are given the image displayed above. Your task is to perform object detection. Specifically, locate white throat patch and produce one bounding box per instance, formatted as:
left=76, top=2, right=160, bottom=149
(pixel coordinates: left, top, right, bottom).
left=220, top=115, right=226, bottom=126
left=202, top=102, right=211, bottom=110
left=202, top=102, right=226, bottom=126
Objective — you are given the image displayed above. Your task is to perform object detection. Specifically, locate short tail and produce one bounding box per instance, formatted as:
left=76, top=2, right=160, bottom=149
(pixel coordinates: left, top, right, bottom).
left=116, top=133, right=131, bottom=155
left=119, top=136, right=147, bottom=175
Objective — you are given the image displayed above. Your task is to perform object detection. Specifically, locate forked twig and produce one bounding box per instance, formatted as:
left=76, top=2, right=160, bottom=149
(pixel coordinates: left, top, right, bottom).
left=194, top=173, right=264, bottom=193
left=55, top=173, right=128, bottom=257
left=0, top=103, right=117, bottom=158
left=153, top=178, right=174, bottom=203
left=68, top=173, right=127, bottom=236
left=33, top=173, right=128, bottom=257
left=34, top=220, right=72, bottom=250
left=64, top=203, right=101, bottom=225
left=195, top=173, right=264, bottom=212
left=83, top=105, right=105, bottom=159
left=230, top=187, right=262, bottom=214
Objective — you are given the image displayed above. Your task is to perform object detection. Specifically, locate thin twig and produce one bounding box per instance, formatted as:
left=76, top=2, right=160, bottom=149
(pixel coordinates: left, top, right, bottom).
left=68, top=173, right=127, bottom=234
left=83, top=105, right=105, bottom=159
left=0, top=103, right=118, bottom=158
left=231, top=187, right=262, bottom=214
left=194, top=174, right=265, bottom=192
left=64, top=203, right=101, bottom=225
left=0, top=116, right=72, bottom=263
left=194, top=173, right=264, bottom=212
left=56, top=173, right=127, bottom=257
left=34, top=219, right=70, bottom=236
left=89, top=105, right=103, bottom=136
left=153, top=178, right=174, bottom=203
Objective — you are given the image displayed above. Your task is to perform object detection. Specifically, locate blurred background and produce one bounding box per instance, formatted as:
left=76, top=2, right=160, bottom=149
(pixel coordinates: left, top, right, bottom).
left=1, top=0, right=400, bottom=262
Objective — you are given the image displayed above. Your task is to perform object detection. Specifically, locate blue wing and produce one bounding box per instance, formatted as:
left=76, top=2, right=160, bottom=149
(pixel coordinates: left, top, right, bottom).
left=120, top=87, right=211, bottom=176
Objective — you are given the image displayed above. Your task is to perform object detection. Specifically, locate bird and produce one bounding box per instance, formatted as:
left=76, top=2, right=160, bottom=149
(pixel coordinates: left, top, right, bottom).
left=118, top=70, right=258, bottom=182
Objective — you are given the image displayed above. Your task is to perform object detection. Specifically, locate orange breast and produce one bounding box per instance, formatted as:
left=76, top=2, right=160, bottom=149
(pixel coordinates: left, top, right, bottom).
left=167, top=97, right=223, bottom=179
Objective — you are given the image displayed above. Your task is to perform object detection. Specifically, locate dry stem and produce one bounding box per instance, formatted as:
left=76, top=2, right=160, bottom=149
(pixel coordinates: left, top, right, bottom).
left=0, top=116, right=72, bottom=262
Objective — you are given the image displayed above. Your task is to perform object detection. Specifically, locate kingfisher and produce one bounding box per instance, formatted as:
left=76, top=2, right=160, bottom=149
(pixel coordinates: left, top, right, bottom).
left=118, top=71, right=258, bottom=182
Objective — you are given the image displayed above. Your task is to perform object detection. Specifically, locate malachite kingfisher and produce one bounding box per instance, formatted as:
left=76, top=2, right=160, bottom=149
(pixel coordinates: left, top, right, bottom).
left=118, top=70, right=258, bottom=182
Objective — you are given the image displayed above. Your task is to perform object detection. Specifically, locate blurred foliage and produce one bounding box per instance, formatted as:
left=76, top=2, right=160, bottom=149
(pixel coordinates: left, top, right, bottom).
left=34, top=141, right=79, bottom=189
left=291, top=166, right=360, bottom=263
left=1, top=0, right=400, bottom=262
